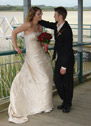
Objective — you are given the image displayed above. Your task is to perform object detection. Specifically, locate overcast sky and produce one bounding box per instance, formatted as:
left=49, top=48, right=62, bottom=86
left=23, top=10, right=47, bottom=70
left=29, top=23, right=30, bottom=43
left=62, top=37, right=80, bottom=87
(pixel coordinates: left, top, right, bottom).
left=0, top=0, right=91, bottom=7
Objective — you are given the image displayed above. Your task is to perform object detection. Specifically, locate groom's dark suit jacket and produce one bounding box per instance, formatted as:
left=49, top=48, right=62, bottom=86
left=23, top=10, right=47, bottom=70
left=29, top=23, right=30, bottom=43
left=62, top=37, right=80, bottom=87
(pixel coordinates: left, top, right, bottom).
left=39, top=20, right=74, bottom=105
left=39, top=20, right=74, bottom=68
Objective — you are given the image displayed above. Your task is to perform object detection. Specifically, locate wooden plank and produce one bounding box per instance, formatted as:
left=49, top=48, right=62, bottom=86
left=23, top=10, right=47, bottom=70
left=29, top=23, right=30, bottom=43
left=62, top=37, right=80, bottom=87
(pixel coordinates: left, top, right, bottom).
left=0, top=80, right=91, bottom=126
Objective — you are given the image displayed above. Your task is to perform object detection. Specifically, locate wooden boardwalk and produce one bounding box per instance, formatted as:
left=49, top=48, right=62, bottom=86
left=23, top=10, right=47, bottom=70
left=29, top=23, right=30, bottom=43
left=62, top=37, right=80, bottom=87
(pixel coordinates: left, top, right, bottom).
left=0, top=79, right=91, bottom=126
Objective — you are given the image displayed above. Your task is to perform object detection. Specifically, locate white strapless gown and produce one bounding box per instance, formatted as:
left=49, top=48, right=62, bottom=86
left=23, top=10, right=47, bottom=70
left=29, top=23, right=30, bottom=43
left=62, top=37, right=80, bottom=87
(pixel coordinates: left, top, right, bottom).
left=8, top=32, right=53, bottom=124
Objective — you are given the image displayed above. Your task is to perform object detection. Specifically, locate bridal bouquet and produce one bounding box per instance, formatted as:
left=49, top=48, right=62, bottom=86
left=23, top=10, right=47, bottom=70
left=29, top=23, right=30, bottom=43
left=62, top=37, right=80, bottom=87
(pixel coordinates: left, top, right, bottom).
left=38, top=32, right=52, bottom=52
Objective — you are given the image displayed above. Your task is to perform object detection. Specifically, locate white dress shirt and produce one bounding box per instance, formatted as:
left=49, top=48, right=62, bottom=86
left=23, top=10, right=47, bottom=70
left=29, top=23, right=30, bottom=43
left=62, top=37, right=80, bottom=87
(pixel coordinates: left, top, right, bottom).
left=57, top=21, right=65, bottom=32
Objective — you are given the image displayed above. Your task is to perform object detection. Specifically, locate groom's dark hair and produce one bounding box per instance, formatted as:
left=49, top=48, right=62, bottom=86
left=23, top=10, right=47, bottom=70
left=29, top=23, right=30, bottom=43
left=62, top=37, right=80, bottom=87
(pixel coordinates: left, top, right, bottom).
left=54, top=6, right=67, bottom=20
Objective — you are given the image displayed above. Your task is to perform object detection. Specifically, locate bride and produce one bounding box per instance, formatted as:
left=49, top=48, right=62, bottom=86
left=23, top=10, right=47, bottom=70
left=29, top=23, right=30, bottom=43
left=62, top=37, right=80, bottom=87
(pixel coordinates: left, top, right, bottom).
left=8, top=6, right=53, bottom=124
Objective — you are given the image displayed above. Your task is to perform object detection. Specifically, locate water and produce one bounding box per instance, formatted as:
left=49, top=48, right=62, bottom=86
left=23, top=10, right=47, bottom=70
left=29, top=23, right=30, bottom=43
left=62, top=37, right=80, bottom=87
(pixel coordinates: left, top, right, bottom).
left=0, top=11, right=91, bottom=24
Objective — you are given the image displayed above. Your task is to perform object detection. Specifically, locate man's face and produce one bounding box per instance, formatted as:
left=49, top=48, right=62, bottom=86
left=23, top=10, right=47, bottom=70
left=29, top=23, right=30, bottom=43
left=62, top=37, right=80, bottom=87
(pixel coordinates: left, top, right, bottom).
left=54, top=11, right=60, bottom=22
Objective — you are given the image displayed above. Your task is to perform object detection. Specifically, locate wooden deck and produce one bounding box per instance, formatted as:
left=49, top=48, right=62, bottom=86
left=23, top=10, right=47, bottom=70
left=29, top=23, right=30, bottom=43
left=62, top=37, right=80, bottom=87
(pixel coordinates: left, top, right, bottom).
left=0, top=79, right=91, bottom=126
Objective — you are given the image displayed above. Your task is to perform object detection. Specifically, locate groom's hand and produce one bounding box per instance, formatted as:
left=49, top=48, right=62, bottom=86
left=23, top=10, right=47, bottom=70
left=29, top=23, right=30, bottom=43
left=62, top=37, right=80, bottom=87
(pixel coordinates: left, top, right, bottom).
left=60, top=67, right=66, bottom=75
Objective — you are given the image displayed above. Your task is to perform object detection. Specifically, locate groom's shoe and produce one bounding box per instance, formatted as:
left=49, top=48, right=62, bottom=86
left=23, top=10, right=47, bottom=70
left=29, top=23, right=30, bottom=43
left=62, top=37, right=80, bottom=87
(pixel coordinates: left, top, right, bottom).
left=57, top=103, right=64, bottom=110
left=62, top=106, right=71, bottom=113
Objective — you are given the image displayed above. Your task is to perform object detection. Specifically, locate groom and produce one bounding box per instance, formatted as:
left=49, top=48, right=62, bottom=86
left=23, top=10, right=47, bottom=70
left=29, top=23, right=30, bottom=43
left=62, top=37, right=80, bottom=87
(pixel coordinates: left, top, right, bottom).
left=39, top=6, right=74, bottom=113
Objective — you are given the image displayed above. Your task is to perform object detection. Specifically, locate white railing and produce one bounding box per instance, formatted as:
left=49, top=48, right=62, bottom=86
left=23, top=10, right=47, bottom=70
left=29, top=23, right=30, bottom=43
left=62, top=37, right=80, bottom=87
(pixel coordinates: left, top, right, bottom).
left=0, top=16, right=18, bottom=38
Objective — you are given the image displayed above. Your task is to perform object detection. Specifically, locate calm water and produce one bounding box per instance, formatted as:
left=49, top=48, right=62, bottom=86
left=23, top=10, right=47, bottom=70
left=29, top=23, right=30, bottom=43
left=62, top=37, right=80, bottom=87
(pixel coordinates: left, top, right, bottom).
left=0, top=11, right=91, bottom=23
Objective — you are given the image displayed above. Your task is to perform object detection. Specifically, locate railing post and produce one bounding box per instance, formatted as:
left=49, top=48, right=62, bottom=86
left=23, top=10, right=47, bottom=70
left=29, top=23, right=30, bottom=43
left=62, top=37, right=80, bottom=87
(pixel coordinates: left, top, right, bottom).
left=78, top=0, right=83, bottom=83
left=78, top=51, right=83, bottom=83
left=90, top=25, right=91, bottom=38
left=3, top=17, right=6, bottom=37
left=12, top=17, right=15, bottom=25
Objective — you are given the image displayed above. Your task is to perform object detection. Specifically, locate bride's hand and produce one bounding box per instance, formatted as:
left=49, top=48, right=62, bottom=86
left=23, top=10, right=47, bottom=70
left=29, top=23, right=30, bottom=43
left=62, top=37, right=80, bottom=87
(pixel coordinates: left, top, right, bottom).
left=15, top=47, right=22, bottom=54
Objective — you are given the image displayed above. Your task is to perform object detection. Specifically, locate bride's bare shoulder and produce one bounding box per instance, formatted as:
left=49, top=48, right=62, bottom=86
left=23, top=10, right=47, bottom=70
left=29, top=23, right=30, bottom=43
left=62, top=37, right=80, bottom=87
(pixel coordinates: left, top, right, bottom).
left=24, top=22, right=32, bottom=28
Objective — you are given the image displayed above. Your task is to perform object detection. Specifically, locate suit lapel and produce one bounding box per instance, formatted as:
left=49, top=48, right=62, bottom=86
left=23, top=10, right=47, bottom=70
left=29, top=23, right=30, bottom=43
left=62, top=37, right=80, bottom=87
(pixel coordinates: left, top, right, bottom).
left=56, top=21, right=67, bottom=37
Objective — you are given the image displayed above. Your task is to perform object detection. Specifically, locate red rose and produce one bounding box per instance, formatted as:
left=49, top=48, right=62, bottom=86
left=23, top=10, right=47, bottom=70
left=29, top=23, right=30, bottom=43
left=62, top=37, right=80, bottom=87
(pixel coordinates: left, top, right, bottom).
left=37, top=32, right=52, bottom=52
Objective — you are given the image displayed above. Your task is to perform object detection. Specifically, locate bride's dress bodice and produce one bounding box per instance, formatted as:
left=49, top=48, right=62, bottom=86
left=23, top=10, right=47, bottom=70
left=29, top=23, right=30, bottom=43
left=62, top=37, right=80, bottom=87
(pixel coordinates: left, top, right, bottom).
left=24, top=32, right=40, bottom=43
left=24, top=32, right=51, bottom=65
left=24, top=32, right=42, bottom=55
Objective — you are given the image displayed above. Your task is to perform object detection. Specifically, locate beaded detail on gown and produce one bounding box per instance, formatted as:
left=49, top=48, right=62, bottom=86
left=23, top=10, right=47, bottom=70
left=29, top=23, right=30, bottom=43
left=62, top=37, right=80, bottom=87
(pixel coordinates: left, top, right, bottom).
left=8, top=32, right=53, bottom=124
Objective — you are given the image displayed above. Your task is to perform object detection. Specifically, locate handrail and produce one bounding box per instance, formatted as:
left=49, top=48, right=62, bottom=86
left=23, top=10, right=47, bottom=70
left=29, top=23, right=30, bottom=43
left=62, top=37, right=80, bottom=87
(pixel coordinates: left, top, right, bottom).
left=0, top=42, right=91, bottom=56
left=0, top=48, right=26, bottom=56
left=73, top=42, right=91, bottom=46
left=70, top=24, right=91, bottom=26
left=72, top=28, right=91, bottom=30
left=70, top=24, right=91, bottom=37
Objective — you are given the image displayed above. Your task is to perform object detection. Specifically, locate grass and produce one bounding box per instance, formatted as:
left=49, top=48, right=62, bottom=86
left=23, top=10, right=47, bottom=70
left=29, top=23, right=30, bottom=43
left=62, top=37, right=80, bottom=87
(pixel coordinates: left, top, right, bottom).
left=0, top=37, right=24, bottom=98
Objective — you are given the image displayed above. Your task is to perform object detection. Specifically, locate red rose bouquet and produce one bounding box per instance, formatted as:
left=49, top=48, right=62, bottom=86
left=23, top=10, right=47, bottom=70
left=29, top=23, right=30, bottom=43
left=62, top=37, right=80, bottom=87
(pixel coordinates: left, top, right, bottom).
left=38, top=32, right=52, bottom=52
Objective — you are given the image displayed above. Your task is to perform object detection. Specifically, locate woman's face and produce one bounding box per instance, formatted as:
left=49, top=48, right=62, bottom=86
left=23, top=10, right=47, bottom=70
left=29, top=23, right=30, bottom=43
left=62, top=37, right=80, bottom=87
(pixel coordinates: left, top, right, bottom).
left=34, top=10, right=42, bottom=21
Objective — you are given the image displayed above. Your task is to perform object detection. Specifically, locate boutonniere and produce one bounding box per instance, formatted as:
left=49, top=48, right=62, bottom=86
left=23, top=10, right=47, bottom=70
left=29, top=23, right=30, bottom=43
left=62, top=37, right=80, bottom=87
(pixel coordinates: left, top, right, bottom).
left=57, top=29, right=64, bottom=37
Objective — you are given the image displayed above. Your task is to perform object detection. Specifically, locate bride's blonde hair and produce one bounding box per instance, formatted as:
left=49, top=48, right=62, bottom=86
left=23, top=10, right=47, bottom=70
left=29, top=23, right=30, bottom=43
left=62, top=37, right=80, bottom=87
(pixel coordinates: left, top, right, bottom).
left=25, top=6, right=42, bottom=22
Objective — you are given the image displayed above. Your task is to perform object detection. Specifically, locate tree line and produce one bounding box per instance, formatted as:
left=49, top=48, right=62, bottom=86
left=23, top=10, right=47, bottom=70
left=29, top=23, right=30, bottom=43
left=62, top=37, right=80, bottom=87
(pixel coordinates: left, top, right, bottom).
left=0, top=5, right=91, bottom=11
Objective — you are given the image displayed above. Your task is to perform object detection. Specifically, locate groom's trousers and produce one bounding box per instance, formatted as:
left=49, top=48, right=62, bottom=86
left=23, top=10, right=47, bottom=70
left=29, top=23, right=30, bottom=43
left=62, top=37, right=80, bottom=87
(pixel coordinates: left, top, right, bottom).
left=54, top=58, right=74, bottom=107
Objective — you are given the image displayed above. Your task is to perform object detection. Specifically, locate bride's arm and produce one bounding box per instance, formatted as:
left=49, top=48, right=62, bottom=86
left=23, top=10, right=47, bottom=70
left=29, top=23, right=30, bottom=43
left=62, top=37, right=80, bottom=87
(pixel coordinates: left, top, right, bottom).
left=12, top=22, right=30, bottom=54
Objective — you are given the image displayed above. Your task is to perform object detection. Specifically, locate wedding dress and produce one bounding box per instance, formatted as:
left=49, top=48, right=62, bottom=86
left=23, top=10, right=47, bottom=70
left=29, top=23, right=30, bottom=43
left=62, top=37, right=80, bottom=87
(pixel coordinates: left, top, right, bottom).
left=8, top=32, right=53, bottom=124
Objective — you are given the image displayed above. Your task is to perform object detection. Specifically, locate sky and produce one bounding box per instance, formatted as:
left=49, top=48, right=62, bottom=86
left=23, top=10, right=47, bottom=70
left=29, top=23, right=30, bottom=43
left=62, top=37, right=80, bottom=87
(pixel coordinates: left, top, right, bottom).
left=0, top=0, right=91, bottom=7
